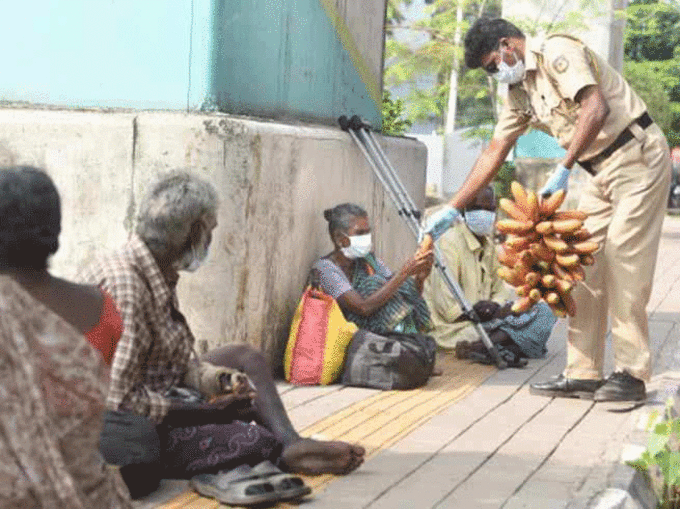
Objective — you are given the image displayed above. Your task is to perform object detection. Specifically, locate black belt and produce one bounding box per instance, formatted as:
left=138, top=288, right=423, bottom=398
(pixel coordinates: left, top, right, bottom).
left=578, top=112, right=653, bottom=175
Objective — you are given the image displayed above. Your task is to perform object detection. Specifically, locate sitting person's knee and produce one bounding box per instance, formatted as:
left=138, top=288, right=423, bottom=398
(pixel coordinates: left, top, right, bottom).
left=204, top=343, right=268, bottom=373
left=235, top=345, right=268, bottom=372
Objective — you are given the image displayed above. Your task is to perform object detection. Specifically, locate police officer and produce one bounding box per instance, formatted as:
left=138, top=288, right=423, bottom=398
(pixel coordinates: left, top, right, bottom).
left=424, top=17, right=671, bottom=402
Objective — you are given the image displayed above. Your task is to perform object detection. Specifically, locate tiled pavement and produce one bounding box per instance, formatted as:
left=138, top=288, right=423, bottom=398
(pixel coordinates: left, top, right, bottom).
left=137, top=215, right=680, bottom=509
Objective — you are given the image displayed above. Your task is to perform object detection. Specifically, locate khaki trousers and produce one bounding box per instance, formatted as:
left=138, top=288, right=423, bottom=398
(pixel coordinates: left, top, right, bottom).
left=565, top=123, right=671, bottom=382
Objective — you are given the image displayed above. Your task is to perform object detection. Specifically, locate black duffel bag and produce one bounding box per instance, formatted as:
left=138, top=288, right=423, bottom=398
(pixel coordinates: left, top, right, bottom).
left=341, top=330, right=437, bottom=390
left=100, top=410, right=162, bottom=498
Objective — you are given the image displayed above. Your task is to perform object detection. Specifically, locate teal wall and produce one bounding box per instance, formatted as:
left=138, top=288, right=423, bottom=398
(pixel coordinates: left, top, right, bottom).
left=514, top=130, right=566, bottom=159
left=0, top=0, right=381, bottom=126
left=0, top=1, right=211, bottom=110
left=210, top=0, right=381, bottom=127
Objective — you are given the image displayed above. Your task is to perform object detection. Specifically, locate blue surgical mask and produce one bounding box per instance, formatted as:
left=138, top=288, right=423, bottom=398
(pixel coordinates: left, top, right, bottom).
left=341, top=233, right=372, bottom=259
left=493, top=50, right=525, bottom=84
left=465, top=210, right=496, bottom=237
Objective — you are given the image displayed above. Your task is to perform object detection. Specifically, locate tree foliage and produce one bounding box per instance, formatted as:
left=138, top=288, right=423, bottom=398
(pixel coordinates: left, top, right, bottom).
left=384, top=0, right=501, bottom=132
left=381, top=90, right=413, bottom=136
left=384, top=0, right=680, bottom=147
left=623, top=0, right=680, bottom=147
left=384, top=0, right=611, bottom=133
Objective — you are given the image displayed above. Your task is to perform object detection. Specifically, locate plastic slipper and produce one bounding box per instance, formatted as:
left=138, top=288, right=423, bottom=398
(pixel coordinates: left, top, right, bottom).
left=251, top=460, right=312, bottom=501
left=191, top=464, right=279, bottom=506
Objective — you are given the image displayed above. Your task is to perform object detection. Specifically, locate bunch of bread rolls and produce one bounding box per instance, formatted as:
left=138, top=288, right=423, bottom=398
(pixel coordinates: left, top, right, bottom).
left=496, top=182, right=599, bottom=318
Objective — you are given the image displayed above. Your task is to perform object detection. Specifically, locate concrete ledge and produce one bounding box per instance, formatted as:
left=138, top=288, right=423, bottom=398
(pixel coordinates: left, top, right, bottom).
left=589, top=469, right=658, bottom=509
left=0, top=108, right=427, bottom=363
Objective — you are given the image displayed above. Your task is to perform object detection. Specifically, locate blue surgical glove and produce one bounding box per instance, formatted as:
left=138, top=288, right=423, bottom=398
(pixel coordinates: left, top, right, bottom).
left=423, top=205, right=460, bottom=241
left=539, top=164, right=570, bottom=197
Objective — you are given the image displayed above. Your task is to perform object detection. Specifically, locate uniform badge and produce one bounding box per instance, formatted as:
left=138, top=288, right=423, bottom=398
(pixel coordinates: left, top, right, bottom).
left=553, top=55, right=569, bottom=73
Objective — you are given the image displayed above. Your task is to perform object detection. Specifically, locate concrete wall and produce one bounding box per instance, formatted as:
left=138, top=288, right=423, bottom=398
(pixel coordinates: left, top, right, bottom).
left=0, top=0, right=385, bottom=127
left=0, top=108, right=426, bottom=366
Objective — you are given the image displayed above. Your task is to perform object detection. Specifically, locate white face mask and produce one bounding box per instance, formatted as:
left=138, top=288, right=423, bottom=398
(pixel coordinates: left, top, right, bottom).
left=465, top=210, right=496, bottom=237
left=341, top=233, right=372, bottom=259
left=493, top=50, right=525, bottom=84
left=173, top=226, right=211, bottom=272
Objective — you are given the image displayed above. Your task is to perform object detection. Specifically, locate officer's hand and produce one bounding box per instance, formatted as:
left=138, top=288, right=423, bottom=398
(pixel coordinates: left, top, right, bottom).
left=423, top=205, right=460, bottom=241
left=539, top=164, right=570, bottom=197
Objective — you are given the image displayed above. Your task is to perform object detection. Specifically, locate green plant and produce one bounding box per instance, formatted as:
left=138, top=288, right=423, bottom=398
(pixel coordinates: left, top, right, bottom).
left=627, top=398, right=680, bottom=508
left=493, top=161, right=516, bottom=201
left=381, top=90, right=413, bottom=136
left=624, top=0, right=680, bottom=151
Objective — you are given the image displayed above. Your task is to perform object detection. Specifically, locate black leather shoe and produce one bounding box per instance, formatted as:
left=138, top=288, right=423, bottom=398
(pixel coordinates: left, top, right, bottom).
left=593, top=371, right=646, bottom=402
left=529, top=374, right=603, bottom=399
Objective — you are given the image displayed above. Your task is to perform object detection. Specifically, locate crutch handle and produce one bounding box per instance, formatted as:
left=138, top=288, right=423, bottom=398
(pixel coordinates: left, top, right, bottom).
left=338, top=115, right=351, bottom=131
left=350, top=115, right=372, bottom=131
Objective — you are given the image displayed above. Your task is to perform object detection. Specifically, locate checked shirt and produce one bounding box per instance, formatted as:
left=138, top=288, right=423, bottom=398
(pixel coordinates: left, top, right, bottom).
left=79, top=235, right=196, bottom=423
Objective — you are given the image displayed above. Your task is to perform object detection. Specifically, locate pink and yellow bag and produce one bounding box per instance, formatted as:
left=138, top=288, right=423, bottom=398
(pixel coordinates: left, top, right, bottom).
left=284, top=286, right=358, bottom=385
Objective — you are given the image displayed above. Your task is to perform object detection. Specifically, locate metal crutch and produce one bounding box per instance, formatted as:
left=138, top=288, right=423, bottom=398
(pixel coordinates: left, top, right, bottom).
left=338, top=115, right=508, bottom=369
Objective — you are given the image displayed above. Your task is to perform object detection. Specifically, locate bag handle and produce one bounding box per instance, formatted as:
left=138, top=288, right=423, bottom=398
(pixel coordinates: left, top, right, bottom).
left=308, top=268, right=322, bottom=290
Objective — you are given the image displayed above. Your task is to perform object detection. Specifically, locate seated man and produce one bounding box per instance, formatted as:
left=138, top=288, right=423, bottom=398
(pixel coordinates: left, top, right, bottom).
left=423, top=186, right=556, bottom=363
left=79, top=171, right=364, bottom=499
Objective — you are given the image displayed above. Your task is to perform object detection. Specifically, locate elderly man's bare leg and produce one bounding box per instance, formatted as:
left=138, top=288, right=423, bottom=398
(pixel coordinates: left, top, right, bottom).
left=202, top=345, right=365, bottom=475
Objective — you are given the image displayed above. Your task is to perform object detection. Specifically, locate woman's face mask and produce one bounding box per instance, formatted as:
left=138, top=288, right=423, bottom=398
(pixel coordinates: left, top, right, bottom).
left=341, top=233, right=372, bottom=259
left=464, top=210, right=496, bottom=237
left=493, top=49, right=525, bottom=84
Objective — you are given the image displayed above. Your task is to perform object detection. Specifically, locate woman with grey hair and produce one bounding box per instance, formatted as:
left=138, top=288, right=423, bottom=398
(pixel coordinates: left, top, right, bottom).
left=314, top=203, right=434, bottom=333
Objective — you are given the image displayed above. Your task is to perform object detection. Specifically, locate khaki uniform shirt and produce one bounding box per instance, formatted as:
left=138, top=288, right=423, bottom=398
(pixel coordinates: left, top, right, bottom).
left=494, top=35, right=648, bottom=161
left=423, top=223, right=512, bottom=349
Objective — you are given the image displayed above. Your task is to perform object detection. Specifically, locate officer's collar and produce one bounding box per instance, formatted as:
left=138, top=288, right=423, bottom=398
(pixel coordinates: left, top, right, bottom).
left=523, top=36, right=542, bottom=72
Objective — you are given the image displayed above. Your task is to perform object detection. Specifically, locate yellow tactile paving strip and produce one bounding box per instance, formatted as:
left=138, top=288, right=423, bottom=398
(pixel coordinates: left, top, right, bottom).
left=157, top=355, right=495, bottom=508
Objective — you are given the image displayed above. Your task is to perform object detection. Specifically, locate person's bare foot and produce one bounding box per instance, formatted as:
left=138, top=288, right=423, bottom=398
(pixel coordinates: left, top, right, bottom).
left=279, top=438, right=365, bottom=476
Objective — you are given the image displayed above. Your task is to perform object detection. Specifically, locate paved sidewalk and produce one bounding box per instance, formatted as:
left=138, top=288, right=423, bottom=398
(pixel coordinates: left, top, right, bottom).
left=137, top=215, right=680, bottom=509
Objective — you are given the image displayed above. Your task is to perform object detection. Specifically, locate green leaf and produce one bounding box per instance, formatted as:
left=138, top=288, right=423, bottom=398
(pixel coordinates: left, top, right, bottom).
left=647, top=427, right=670, bottom=456
left=382, top=0, right=503, bottom=132
left=667, top=451, right=680, bottom=486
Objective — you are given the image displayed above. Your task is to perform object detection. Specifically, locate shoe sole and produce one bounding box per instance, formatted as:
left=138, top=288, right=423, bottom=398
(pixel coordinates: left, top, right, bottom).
left=248, top=461, right=312, bottom=502
left=593, top=393, right=646, bottom=403
left=278, top=485, right=312, bottom=502
left=191, top=480, right=280, bottom=506
left=529, top=387, right=596, bottom=400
